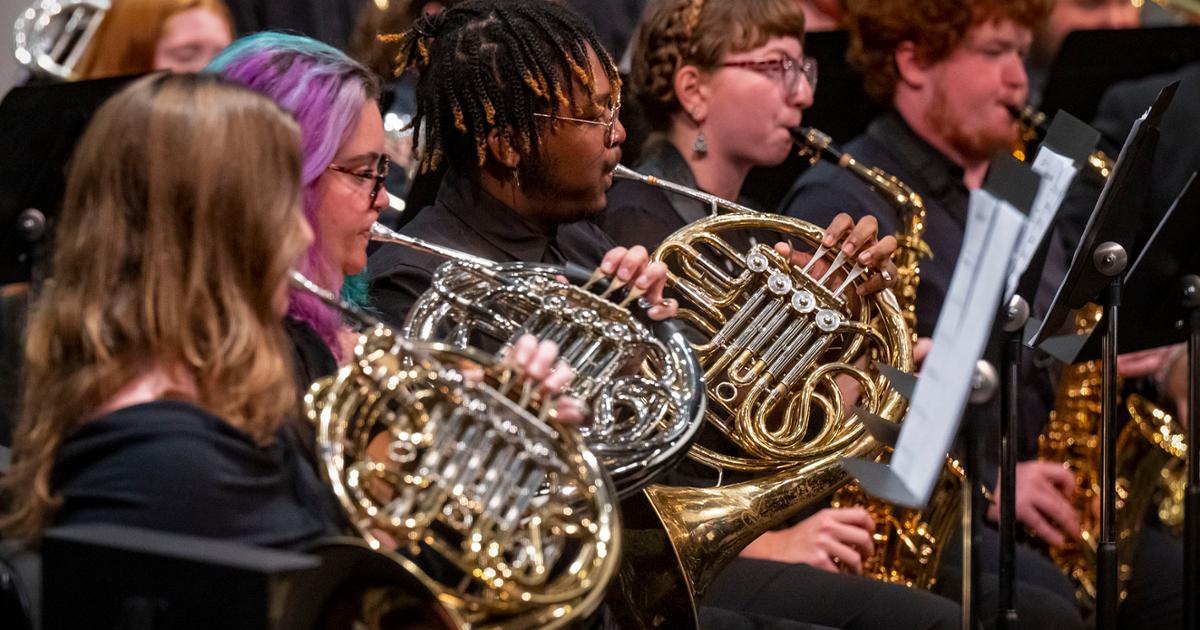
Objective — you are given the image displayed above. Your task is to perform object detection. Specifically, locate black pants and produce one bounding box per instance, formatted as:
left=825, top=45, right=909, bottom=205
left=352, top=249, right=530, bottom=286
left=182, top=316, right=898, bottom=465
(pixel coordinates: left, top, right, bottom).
left=1119, top=521, right=1182, bottom=629
left=936, top=523, right=1085, bottom=630
left=704, top=558, right=961, bottom=630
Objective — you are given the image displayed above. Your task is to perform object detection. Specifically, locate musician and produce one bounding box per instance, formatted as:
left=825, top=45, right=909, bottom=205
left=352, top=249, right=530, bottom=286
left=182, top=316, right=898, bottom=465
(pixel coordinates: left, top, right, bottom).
left=207, top=34, right=390, bottom=388
left=366, top=0, right=677, bottom=328
left=0, top=73, right=338, bottom=547
left=598, top=2, right=959, bottom=629
left=0, top=71, right=580, bottom=551
left=782, top=0, right=1181, bottom=626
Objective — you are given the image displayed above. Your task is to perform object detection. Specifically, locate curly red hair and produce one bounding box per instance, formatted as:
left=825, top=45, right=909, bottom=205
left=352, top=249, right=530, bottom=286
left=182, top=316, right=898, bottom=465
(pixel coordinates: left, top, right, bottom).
left=846, top=0, right=1052, bottom=104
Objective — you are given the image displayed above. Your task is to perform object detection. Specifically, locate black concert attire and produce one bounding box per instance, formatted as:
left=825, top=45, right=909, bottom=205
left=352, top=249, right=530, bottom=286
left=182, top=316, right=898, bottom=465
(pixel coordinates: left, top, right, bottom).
left=282, top=315, right=339, bottom=466
left=367, top=167, right=845, bottom=630
left=782, top=109, right=1200, bottom=628
left=52, top=400, right=340, bottom=550
left=601, top=135, right=962, bottom=630
left=367, top=168, right=615, bottom=327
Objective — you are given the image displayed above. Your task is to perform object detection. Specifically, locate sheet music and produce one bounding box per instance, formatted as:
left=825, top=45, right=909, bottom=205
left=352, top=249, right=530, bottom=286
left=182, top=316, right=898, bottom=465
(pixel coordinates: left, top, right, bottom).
left=888, top=190, right=1026, bottom=504
left=1004, top=149, right=1079, bottom=300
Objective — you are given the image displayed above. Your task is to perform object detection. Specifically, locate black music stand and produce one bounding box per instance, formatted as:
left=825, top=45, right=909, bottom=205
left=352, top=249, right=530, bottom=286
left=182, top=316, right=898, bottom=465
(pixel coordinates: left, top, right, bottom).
left=991, top=112, right=1100, bottom=630
left=1029, top=82, right=1177, bottom=630
left=1068, top=171, right=1200, bottom=629
left=0, top=74, right=137, bottom=286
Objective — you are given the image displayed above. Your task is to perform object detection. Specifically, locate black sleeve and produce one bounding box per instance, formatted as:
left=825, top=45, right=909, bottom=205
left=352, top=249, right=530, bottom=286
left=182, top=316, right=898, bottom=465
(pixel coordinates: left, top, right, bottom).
left=599, top=181, right=685, bottom=251
left=780, top=171, right=887, bottom=230
left=600, top=203, right=683, bottom=251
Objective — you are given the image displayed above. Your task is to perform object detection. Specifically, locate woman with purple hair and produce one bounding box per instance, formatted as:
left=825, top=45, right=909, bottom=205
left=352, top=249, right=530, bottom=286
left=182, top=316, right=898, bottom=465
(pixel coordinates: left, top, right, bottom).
left=207, top=32, right=388, bottom=377
left=207, top=34, right=580, bottom=460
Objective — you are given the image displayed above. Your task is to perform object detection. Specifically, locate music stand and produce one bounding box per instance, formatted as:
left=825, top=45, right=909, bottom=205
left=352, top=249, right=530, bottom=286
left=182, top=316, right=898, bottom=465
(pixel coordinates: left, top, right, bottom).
left=990, top=112, right=1100, bottom=630
left=1029, top=82, right=1177, bottom=630
left=1071, top=172, right=1200, bottom=628
left=0, top=74, right=137, bottom=286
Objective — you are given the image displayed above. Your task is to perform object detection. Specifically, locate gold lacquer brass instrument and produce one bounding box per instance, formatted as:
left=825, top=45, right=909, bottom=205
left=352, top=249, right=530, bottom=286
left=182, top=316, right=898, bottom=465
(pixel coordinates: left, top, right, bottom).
left=371, top=221, right=705, bottom=498
left=1038, top=305, right=1188, bottom=606
left=12, top=0, right=108, bottom=80
left=793, top=127, right=931, bottom=338
left=292, top=271, right=621, bottom=629
left=794, top=127, right=960, bottom=590
left=608, top=165, right=912, bottom=627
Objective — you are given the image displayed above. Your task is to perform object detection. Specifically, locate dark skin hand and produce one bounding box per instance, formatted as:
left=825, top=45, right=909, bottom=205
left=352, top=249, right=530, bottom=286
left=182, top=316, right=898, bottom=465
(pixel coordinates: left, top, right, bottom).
left=773, top=213, right=900, bottom=301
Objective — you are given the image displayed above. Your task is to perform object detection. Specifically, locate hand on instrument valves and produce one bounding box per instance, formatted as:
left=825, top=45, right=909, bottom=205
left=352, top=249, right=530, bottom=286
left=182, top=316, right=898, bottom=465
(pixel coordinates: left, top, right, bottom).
left=597, top=245, right=677, bottom=320
left=739, top=507, right=877, bottom=575
left=987, top=460, right=1080, bottom=547
left=772, top=213, right=899, bottom=301
left=499, top=334, right=587, bottom=425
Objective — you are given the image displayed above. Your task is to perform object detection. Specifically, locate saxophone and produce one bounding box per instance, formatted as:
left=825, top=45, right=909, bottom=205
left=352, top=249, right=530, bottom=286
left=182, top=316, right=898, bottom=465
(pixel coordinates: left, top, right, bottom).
left=1038, top=305, right=1187, bottom=606
left=794, top=127, right=962, bottom=589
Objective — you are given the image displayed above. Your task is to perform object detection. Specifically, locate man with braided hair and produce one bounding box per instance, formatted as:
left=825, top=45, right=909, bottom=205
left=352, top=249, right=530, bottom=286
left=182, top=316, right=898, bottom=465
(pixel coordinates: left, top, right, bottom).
left=367, top=0, right=680, bottom=323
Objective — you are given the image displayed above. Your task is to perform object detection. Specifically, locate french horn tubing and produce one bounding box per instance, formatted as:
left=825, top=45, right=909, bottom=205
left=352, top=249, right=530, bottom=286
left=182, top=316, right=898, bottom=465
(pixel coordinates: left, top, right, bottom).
left=370, top=220, right=706, bottom=499
left=292, top=271, right=621, bottom=629
left=606, top=165, right=913, bottom=627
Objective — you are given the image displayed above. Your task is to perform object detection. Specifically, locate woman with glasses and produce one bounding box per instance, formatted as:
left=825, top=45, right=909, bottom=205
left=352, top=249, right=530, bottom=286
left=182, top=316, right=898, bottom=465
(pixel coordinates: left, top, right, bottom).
left=599, top=1, right=958, bottom=629
left=207, top=33, right=390, bottom=391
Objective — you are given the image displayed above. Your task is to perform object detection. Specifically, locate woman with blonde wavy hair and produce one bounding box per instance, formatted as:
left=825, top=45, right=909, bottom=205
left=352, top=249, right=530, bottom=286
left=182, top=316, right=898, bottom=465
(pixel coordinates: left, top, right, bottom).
left=0, top=73, right=332, bottom=547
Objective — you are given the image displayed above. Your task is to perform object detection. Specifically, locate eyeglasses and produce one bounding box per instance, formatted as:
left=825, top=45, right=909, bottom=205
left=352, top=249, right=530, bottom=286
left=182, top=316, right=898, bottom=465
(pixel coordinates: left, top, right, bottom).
left=532, top=93, right=622, bottom=146
left=720, top=55, right=818, bottom=94
left=326, top=153, right=390, bottom=205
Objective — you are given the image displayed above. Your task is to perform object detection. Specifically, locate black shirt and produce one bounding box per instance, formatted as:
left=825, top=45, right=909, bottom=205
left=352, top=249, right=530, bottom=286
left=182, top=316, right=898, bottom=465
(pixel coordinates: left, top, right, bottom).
left=601, top=135, right=721, bottom=250
left=367, top=169, right=617, bottom=326
left=283, top=316, right=338, bottom=467
left=600, top=135, right=775, bottom=255
left=780, top=111, right=969, bottom=338
left=52, top=400, right=340, bottom=550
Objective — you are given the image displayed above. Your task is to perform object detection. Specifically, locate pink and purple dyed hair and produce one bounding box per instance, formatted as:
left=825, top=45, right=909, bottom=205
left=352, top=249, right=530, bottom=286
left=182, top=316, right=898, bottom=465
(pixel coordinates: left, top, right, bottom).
left=207, top=32, right=380, bottom=359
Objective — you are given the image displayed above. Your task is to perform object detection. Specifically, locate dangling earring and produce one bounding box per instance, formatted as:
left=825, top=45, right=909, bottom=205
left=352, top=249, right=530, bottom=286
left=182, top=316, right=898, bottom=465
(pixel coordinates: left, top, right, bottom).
left=690, top=107, right=707, bottom=156
left=512, top=168, right=521, bottom=189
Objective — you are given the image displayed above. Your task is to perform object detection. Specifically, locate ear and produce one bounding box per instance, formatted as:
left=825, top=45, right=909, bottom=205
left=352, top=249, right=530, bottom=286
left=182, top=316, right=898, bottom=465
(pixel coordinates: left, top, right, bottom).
left=485, top=127, right=521, bottom=170
left=894, top=41, right=928, bottom=90
left=673, top=64, right=710, bottom=124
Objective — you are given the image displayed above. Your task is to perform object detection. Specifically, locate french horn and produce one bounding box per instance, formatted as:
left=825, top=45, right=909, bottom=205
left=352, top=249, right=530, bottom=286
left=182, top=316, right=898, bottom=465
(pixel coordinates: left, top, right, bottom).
left=371, top=221, right=705, bottom=498
left=292, top=271, right=621, bottom=629
left=607, top=165, right=913, bottom=627
left=12, top=0, right=107, bottom=80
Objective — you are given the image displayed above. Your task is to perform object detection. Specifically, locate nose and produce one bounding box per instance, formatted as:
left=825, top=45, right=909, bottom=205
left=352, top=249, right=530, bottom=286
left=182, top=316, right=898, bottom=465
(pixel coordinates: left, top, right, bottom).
left=373, top=186, right=390, bottom=212
left=610, top=116, right=627, bottom=148
left=790, top=76, right=815, bottom=110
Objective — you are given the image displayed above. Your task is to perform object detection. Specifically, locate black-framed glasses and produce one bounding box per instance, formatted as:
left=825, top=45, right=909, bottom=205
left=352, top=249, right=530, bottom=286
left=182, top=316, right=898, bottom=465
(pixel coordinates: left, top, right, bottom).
left=720, top=55, right=818, bottom=94
left=326, top=153, right=390, bottom=205
left=532, top=93, right=622, bottom=146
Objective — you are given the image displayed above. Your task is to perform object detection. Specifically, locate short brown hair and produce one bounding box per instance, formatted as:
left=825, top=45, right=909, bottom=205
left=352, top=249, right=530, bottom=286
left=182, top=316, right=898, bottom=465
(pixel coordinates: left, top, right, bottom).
left=630, top=0, right=808, bottom=131
left=845, top=0, right=1051, bottom=104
